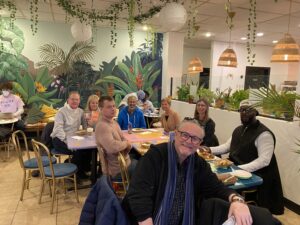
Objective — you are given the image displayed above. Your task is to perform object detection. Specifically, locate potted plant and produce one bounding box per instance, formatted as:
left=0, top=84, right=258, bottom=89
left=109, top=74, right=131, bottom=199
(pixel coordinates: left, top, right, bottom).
left=177, top=85, right=190, bottom=101
left=197, top=86, right=216, bottom=104
left=228, top=89, right=249, bottom=110
left=214, top=88, right=231, bottom=109
left=188, top=94, right=195, bottom=104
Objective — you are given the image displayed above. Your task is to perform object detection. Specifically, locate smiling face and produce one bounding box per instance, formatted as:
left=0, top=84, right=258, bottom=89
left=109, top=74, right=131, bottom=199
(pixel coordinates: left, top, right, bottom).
left=67, top=92, right=80, bottom=109
left=174, top=121, right=204, bottom=163
left=196, top=100, right=208, bottom=115
left=89, top=99, right=99, bottom=111
left=127, top=96, right=137, bottom=112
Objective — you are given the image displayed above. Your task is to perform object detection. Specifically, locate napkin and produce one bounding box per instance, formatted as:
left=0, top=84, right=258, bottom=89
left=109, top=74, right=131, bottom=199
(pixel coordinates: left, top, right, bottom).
left=71, top=136, right=85, bottom=140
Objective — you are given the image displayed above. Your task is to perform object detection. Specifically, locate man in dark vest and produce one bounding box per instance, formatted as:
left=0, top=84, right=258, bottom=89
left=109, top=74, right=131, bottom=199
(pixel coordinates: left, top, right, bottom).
left=209, top=100, right=284, bottom=215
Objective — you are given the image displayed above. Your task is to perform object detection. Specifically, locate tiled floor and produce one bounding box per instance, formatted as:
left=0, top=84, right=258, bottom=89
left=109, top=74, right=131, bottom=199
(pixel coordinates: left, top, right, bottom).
left=0, top=149, right=300, bottom=225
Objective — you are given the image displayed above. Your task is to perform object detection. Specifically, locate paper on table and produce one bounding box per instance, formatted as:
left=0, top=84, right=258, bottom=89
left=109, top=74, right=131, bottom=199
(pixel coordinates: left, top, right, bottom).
left=71, top=136, right=85, bottom=140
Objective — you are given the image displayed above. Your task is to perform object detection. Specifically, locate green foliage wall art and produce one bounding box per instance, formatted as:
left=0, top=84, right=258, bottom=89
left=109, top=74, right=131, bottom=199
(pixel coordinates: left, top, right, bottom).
left=0, top=18, right=28, bottom=81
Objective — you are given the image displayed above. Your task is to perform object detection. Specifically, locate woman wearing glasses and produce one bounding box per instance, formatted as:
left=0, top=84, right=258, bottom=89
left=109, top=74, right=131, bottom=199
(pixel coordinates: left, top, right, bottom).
left=160, top=97, right=180, bottom=133
left=194, top=98, right=219, bottom=147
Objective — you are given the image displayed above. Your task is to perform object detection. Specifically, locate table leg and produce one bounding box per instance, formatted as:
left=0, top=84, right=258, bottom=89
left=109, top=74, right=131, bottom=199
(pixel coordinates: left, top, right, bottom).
left=90, top=148, right=97, bottom=184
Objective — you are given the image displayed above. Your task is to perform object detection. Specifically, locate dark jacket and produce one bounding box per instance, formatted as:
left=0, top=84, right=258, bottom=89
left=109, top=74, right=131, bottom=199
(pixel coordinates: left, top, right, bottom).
left=229, top=120, right=284, bottom=215
left=122, top=143, right=235, bottom=224
left=79, top=176, right=130, bottom=225
left=200, top=118, right=219, bottom=147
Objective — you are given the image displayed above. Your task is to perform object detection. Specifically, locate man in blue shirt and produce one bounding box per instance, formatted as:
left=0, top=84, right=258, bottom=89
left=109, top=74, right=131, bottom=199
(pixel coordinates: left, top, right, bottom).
left=117, top=95, right=146, bottom=130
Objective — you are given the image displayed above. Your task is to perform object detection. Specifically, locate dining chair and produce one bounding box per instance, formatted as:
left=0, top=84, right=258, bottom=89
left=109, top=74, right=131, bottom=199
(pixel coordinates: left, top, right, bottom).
left=117, top=152, right=130, bottom=194
left=11, top=130, right=57, bottom=201
left=31, top=139, right=79, bottom=214
left=0, top=122, right=15, bottom=160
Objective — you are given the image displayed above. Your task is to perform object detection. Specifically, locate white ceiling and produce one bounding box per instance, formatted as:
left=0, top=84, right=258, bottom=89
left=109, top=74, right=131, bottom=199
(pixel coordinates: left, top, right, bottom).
left=3, top=0, right=300, bottom=48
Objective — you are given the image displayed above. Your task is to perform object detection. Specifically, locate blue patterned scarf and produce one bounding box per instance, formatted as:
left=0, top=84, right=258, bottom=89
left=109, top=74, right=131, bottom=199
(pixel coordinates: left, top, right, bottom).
left=154, top=134, right=195, bottom=225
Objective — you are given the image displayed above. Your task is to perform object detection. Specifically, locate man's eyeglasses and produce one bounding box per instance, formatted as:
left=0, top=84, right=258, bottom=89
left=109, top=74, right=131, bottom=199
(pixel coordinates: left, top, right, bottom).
left=238, top=107, right=256, bottom=113
left=177, top=130, right=203, bottom=145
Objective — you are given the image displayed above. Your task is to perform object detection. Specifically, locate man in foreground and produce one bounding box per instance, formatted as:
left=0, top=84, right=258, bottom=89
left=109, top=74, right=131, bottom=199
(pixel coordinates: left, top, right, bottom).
left=123, top=119, right=280, bottom=225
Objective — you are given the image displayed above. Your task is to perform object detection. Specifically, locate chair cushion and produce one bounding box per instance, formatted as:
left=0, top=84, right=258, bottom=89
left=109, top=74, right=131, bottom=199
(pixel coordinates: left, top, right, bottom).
left=44, top=163, right=78, bottom=178
left=24, top=156, right=57, bottom=169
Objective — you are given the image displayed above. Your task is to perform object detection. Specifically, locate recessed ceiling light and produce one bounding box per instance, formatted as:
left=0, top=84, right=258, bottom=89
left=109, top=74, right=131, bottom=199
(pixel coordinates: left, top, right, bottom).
left=257, top=32, right=264, bottom=37
left=205, top=32, right=212, bottom=37
left=240, top=37, right=247, bottom=40
left=272, top=40, right=278, bottom=44
left=142, top=25, right=148, bottom=31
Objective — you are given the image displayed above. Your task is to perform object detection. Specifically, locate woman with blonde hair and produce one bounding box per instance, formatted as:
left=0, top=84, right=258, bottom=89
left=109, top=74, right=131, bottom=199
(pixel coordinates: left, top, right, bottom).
left=160, top=97, right=180, bottom=132
left=85, top=94, right=100, bottom=128
left=194, top=98, right=219, bottom=146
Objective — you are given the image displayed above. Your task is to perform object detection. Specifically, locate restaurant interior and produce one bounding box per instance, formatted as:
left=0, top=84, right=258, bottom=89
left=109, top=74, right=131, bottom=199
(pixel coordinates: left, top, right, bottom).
left=0, top=0, right=300, bottom=224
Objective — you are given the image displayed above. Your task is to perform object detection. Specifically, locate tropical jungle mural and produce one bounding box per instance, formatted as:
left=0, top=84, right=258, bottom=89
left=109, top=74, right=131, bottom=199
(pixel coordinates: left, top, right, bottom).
left=0, top=18, right=163, bottom=124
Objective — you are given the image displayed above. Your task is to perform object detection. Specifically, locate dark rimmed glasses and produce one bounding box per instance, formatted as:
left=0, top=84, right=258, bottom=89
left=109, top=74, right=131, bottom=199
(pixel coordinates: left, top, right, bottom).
left=177, top=130, right=203, bottom=145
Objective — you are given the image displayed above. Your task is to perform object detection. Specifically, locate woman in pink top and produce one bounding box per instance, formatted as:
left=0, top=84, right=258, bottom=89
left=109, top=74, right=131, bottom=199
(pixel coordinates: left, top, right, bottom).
left=0, top=81, right=25, bottom=130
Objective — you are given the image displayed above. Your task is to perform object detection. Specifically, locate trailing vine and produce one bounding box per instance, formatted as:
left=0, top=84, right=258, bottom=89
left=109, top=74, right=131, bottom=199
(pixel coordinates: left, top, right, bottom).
left=0, top=0, right=16, bottom=28
left=247, top=0, right=257, bottom=65
left=29, top=0, right=39, bottom=35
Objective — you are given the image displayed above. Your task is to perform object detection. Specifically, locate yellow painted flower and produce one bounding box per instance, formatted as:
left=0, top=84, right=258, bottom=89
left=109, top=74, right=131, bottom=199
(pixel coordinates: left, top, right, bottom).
left=35, top=82, right=46, bottom=93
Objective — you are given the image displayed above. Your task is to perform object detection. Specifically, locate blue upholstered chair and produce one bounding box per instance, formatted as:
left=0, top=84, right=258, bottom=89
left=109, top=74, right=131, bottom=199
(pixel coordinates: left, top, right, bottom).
left=11, top=130, right=57, bottom=201
left=31, top=139, right=79, bottom=214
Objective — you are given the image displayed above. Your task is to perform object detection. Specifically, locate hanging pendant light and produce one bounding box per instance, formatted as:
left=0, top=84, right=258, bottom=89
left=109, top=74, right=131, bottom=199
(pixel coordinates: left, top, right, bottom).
left=271, top=0, right=300, bottom=63
left=217, top=3, right=237, bottom=68
left=188, top=57, right=203, bottom=74
left=217, top=48, right=238, bottom=67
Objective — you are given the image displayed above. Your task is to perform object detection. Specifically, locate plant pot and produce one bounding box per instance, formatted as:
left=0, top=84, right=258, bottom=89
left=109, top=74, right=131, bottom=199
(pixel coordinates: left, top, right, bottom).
left=215, top=98, right=225, bottom=108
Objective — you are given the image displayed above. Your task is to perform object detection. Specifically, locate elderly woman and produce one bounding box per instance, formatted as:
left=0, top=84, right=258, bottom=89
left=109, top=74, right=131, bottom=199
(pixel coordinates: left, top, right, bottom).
left=160, top=97, right=180, bottom=132
left=194, top=98, right=219, bottom=147
left=85, top=94, right=100, bottom=129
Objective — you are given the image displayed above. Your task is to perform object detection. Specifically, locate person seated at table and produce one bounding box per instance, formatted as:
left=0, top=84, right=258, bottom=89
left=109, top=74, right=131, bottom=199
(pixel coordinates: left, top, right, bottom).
left=138, top=90, right=155, bottom=114
left=85, top=94, right=100, bottom=129
left=194, top=98, right=219, bottom=147
left=51, top=91, right=92, bottom=180
left=209, top=100, right=284, bottom=215
left=0, top=81, right=25, bottom=130
left=118, top=90, right=145, bottom=110
left=117, top=95, right=146, bottom=130
left=160, top=97, right=180, bottom=132
left=122, top=119, right=281, bottom=225
left=95, top=96, right=137, bottom=178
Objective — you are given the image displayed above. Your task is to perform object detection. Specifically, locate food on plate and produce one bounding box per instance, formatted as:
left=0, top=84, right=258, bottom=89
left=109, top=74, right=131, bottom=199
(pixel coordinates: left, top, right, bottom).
left=214, top=159, right=233, bottom=168
left=75, top=130, right=87, bottom=136
left=197, top=150, right=215, bottom=160
left=216, top=173, right=237, bottom=186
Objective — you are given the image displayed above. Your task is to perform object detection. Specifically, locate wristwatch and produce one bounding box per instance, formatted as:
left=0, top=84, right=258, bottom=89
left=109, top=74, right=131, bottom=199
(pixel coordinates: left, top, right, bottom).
left=230, top=194, right=245, bottom=204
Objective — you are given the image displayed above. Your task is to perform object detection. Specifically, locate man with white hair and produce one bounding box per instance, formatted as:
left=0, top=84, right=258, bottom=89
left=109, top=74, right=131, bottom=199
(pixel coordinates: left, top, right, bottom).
left=209, top=99, right=284, bottom=215
left=118, top=90, right=145, bottom=110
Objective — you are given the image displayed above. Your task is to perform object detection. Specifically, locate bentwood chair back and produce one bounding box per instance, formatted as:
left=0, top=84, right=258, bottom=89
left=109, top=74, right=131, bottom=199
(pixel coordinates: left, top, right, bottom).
left=31, top=139, right=79, bottom=214
left=11, top=130, right=56, bottom=201
left=117, top=152, right=130, bottom=194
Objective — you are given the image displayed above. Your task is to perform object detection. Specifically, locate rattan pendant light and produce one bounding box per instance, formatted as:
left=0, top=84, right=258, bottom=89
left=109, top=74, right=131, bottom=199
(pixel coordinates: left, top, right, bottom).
left=188, top=57, right=203, bottom=74
left=218, top=1, right=237, bottom=68
left=271, top=0, right=300, bottom=63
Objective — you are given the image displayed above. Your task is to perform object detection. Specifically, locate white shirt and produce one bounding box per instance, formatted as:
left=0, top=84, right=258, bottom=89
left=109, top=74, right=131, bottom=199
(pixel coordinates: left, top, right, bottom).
left=210, top=131, right=274, bottom=172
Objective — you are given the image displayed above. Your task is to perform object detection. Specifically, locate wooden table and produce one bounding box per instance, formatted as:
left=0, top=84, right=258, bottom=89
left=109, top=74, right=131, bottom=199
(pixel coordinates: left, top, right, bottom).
left=24, top=122, right=46, bottom=139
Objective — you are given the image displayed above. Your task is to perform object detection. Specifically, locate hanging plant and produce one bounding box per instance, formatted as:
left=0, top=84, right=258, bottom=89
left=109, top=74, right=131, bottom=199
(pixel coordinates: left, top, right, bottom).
left=0, top=0, right=17, bottom=28
left=29, top=0, right=39, bottom=35
left=127, top=0, right=135, bottom=47
left=246, top=0, right=257, bottom=65
left=186, top=0, right=199, bottom=39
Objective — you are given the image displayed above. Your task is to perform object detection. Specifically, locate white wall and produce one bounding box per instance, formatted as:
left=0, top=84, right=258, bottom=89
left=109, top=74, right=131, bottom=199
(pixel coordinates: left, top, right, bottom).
left=15, top=19, right=148, bottom=69
left=210, top=41, right=292, bottom=92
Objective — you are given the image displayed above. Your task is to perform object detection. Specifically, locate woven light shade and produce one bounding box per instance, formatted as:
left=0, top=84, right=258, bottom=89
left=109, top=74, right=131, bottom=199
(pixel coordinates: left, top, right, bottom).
left=217, top=48, right=237, bottom=67
left=188, top=57, right=203, bottom=74
left=271, top=33, right=300, bottom=63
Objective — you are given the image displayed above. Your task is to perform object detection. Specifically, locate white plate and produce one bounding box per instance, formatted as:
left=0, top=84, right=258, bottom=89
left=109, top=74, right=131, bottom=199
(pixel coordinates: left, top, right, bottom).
left=231, top=170, right=252, bottom=179
left=132, top=128, right=145, bottom=133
